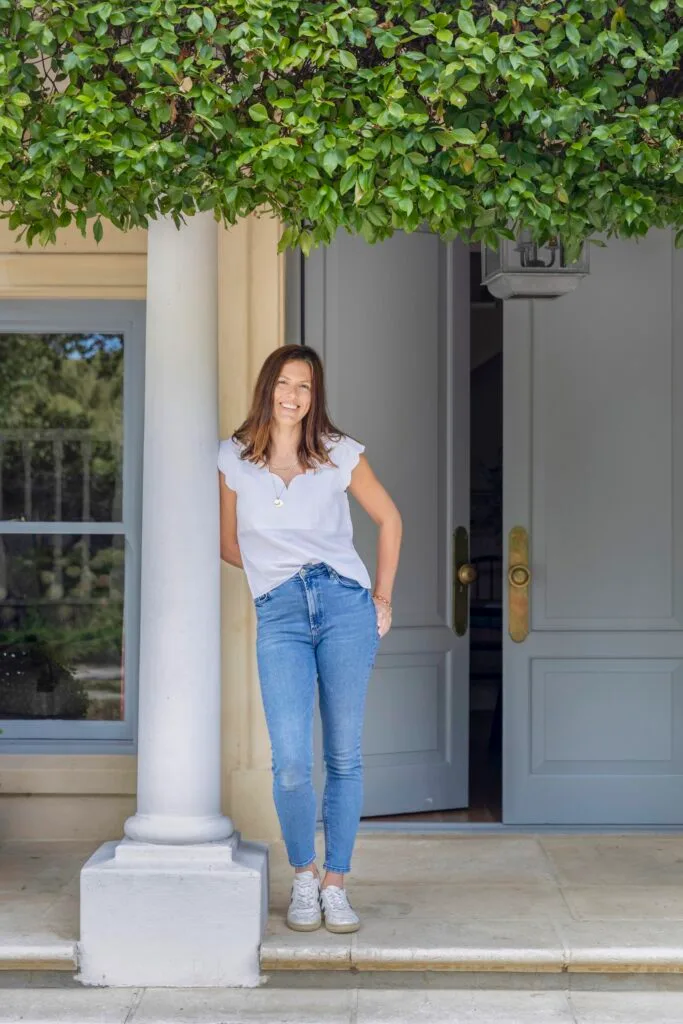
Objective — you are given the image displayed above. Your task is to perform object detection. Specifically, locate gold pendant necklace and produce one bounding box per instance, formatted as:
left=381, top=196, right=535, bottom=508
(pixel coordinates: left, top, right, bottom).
left=272, top=480, right=286, bottom=507
left=268, top=459, right=298, bottom=508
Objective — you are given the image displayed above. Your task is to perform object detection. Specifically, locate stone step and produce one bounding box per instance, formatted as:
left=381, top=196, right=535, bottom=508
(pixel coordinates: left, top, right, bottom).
left=0, top=944, right=76, bottom=973
left=260, top=916, right=683, bottom=975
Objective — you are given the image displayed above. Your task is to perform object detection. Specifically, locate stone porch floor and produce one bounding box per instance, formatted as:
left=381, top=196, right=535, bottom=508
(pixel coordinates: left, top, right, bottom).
left=3, top=833, right=683, bottom=975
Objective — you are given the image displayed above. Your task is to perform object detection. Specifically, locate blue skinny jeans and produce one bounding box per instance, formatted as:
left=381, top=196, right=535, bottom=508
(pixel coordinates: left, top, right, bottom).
left=254, top=562, right=379, bottom=874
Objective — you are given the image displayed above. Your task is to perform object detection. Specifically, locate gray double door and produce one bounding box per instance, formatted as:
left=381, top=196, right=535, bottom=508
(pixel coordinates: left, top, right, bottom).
left=300, top=227, right=683, bottom=826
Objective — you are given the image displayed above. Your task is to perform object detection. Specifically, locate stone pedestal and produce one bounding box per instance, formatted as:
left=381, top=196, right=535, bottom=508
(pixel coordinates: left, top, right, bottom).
left=79, top=835, right=267, bottom=987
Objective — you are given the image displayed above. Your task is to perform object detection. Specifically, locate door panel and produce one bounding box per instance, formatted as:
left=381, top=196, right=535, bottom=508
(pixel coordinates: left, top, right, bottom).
left=304, top=231, right=471, bottom=816
left=504, top=231, right=683, bottom=824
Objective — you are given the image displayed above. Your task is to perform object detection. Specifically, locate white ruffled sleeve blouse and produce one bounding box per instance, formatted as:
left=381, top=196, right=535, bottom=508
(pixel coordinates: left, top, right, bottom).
left=218, top=434, right=372, bottom=600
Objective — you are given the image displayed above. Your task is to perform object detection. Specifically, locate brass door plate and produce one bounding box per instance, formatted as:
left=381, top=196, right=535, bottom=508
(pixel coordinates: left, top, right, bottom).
left=453, top=526, right=470, bottom=637
left=508, top=526, right=530, bottom=643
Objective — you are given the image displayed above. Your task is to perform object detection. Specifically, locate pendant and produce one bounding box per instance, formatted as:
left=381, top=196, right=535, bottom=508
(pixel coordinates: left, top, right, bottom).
left=274, top=498, right=284, bottom=507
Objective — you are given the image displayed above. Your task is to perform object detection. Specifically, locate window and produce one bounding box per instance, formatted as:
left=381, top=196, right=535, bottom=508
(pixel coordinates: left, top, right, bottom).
left=0, top=302, right=144, bottom=752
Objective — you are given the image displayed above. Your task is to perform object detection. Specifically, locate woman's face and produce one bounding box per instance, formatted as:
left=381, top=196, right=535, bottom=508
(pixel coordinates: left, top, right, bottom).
left=272, top=359, right=313, bottom=428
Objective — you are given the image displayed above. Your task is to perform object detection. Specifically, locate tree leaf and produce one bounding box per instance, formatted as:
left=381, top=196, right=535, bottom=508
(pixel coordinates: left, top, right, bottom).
left=565, top=23, right=581, bottom=47
left=339, top=50, right=357, bottom=70
left=458, top=75, right=480, bottom=92
left=322, top=149, right=339, bottom=174
left=248, top=104, right=268, bottom=122
left=411, top=19, right=435, bottom=36
left=457, top=10, right=477, bottom=36
left=340, top=166, right=357, bottom=193
left=451, top=128, right=479, bottom=145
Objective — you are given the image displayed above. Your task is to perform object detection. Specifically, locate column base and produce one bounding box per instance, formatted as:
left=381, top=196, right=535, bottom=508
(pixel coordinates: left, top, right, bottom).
left=78, top=833, right=268, bottom=987
left=124, top=811, right=234, bottom=845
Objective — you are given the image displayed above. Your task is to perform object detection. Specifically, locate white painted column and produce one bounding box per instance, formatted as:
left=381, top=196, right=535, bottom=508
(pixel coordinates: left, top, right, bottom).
left=124, top=212, right=232, bottom=845
left=79, top=214, right=268, bottom=987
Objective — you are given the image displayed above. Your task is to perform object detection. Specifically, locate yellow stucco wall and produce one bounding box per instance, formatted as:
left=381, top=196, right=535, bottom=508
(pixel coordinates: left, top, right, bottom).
left=0, top=214, right=283, bottom=842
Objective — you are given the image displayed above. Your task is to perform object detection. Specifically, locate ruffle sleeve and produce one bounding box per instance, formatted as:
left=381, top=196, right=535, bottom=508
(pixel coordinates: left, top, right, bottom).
left=217, top=438, right=242, bottom=490
left=335, top=435, right=365, bottom=489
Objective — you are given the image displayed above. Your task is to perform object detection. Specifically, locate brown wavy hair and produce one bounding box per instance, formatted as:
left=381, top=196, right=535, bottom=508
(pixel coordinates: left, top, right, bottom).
left=232, top=345, right=344, bottom=469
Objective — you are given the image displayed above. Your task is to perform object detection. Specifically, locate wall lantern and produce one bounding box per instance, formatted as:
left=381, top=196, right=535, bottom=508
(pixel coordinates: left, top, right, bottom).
left=481, top=232, right=590, bottom=299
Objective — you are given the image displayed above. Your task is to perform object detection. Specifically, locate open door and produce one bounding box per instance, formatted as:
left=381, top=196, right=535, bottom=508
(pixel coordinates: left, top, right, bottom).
left=503, top=231, right=683, bottom=824
left=303, top=230, right=471, bottom=816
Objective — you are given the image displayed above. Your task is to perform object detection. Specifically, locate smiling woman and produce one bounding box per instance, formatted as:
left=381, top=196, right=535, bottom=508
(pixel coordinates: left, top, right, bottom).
left=218, top=343, right=402, bottom=935
left=218, top=345, right=377, bottom=599
left=272, top=363, right=313, bottom=447
left=230, top=345, right=345, bottom=473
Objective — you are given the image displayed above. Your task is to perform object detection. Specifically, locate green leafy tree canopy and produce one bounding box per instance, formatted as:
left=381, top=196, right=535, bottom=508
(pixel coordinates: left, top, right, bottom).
left=0, top=0, right=681, bottom=254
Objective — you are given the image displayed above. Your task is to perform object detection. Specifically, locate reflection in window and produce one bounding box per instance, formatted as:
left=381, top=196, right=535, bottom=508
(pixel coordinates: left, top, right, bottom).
left=0, top=333, right=123, bottom=523
left=0, top=331, right=125, bottom=723
left=0, top=534, right=124, bottom=721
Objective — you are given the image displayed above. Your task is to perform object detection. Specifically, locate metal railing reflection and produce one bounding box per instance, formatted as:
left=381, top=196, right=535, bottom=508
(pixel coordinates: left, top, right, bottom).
left=0, top=429, right=125, bottom=722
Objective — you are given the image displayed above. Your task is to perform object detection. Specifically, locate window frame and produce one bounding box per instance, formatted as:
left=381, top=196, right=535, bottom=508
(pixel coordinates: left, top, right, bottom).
left=0, top=300, right=144, bottom=754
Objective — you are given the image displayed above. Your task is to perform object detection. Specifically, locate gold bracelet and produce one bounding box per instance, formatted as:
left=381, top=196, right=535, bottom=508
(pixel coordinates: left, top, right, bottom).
left=373, top=593, right=392, bottom=611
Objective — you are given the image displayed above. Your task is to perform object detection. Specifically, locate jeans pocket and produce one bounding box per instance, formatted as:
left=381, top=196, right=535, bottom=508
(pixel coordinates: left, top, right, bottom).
left=254, top=591, right=271, bottom=608
left=330, top=568, right=363, bottom=590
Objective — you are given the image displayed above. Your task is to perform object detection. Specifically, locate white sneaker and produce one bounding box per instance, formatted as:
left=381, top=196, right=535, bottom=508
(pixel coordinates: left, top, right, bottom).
left=320, top=885, right=360, bottom=933
left=286, top=871, right=322, bottom=932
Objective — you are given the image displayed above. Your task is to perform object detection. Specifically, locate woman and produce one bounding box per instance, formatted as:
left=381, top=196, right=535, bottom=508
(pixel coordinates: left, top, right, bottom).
left=218, top=344, right=402, bottom=934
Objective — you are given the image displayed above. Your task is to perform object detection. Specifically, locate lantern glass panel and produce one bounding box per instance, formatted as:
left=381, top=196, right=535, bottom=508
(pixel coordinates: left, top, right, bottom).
left=481, top=245, right=501, bottom=278
left=500, top=234, right=589, bottom=274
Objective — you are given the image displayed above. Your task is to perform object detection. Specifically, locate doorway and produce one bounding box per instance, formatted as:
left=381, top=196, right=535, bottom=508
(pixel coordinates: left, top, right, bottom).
left=467, top=251, right=503, bottom=823
left=302, top=228, right=683, bottom=830
left=362, top=249, right=504, bottom=826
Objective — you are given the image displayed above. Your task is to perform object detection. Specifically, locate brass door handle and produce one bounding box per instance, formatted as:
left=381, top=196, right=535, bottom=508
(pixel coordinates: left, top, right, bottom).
left=452, top=526, right=472, bottom=636
left=508, top=564, right=530, bottom=589
left=508, top=526, right=530, bottom=642
left=457, top=563, right=478, bottom=586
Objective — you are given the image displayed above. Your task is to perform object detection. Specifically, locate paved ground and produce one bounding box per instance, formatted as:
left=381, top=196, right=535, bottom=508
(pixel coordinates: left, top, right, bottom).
left=0, top=839, right=87, bottom=968
left=3, top=976, right=683, bottom=1023
left=4, top=832, right=683, bottom=975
